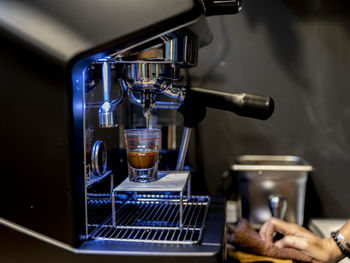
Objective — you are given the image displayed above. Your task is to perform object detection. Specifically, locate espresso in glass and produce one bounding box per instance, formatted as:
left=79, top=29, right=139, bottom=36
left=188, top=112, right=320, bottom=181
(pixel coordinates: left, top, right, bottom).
left=127, top=152, right=158, bottom=169
left=124, top=129, right=161, bottom=183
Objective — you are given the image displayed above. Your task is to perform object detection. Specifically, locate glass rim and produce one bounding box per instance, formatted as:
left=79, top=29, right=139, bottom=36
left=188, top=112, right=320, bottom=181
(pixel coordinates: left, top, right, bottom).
left=124, top=128, right=161, bottom=134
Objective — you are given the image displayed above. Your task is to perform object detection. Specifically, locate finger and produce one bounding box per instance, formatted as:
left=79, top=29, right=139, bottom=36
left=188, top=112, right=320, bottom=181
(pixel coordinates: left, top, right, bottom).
left=275, top=235, right=309, bottom=251
left=259, top=219, right=273, bottom=243
left=260, top=218, right=301, bottom=244
left=259, top=218, right=278, bottom=243
left=260, top=218, right=286, bottom=243
left=267, top=218, right=302, bottom=237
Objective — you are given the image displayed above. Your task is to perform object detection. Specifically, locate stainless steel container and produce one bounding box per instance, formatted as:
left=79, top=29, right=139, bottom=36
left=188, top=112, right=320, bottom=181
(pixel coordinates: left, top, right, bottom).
left=232, top=155, right=313, bottom=228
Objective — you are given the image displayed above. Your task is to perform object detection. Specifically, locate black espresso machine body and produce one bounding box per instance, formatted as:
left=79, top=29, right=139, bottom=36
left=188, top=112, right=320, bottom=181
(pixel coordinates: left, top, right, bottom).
left=0, top=1, right=246, bottom=262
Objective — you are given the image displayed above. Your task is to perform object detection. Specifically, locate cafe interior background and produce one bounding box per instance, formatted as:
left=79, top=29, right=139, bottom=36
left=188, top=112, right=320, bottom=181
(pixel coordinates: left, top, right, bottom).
left=189, top=0, right=350, bottom=220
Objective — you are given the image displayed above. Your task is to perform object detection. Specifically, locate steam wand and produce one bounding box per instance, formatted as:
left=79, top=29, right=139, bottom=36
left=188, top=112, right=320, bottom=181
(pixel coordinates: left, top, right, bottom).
left=176, top=127, right=192, bottom=171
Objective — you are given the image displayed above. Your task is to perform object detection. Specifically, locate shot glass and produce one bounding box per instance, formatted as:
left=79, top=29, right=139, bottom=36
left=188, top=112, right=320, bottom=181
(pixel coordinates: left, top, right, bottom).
left=124, top=129, right=161, bottom=183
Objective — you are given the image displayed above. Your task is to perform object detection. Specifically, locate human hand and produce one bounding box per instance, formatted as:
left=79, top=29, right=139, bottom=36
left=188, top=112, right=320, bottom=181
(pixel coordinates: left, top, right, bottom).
left=259, top=218, right=344, bottom=263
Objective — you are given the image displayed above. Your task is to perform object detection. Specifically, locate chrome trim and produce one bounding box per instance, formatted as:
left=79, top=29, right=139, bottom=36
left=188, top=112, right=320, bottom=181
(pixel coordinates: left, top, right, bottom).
left=232, top=155, right=313, bottom=171
left=0, top=217, right=219, bottom=255
left=122, top=63, right=179, bottom=83
left=116, top=34, right=198, bottom=66
left=232, top=165, right=313, bottom=172
left=107, top=19, right=200, bottom=115
left=127, top=86, right=141, bottom=105
left=86, top=81, right=125, bottom=108
left=154, top=101, right=180, bottom=109
left=98, top=62, right=118, bottom=128
left=82, top=67, right=88, bottom=238
left=102, top=61, right=111, bottom=101
left=91, top=140, right=107, bottom=177
left=124, top=81, right=180, bottom=110
left=176, top=127, right=192, bottom=171
left=0, top=217, right=76, bottom=253
left=109, top=16, right=201, bottom=61
left=161, top=84, right=185, bottom=102
left=91, top=195, right=210, bottom=244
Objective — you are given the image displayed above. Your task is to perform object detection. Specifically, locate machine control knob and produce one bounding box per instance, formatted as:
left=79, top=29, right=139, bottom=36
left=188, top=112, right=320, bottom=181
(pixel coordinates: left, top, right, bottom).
left=203, top=0, right=242, bottom=16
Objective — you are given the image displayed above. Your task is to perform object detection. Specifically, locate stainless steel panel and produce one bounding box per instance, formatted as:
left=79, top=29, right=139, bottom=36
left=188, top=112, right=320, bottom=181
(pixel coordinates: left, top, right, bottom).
left=232, top=155, right=313, bottom=228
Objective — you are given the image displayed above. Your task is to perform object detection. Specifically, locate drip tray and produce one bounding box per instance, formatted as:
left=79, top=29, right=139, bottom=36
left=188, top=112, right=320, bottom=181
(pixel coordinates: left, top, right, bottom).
left=89, top=195, right=210, bottom=244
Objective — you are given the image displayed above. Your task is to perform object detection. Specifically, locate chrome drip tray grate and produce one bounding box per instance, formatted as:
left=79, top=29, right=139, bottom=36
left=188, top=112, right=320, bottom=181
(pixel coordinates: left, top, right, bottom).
left=89, top=195, right=210, bottom=244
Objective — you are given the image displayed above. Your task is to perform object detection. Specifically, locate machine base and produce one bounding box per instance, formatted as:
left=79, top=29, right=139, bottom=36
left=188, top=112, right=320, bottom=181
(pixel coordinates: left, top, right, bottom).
left=1, top=197, right=225, bottom=263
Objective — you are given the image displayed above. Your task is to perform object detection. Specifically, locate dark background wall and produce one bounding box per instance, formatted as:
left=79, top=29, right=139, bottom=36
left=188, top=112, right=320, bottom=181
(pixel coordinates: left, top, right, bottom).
left=188, top=0, right=350, bottom=218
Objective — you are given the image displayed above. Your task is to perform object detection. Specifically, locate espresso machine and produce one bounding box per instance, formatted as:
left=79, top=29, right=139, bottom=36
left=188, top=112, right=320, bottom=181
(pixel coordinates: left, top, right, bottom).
left=0, top=1, right=273, bottom=262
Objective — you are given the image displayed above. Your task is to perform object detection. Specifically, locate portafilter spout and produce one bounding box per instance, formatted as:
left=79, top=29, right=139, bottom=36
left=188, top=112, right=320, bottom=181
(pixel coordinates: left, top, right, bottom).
left=115, top=31, right=197, bottom=116
left=121, top=62, right=180, bottom=117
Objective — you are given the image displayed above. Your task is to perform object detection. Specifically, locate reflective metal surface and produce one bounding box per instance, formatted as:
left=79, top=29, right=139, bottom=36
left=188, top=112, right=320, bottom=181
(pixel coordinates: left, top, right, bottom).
left=232, top=155, right=313, bottom=228
left=268, top=194, right=287, bottom=220
left=98, top=61, right=118, bottom=128
left=124, top=81, right=182, bottom=110
left=114, top=34, right=199, bottom=66
left=176, top=127, right=192, bottom=171
left=122, top=63, right=179, bottom=90
left=89, top=195, right=210, bottom=244
left=98, top=102, right=117, bottom=128
left=91, top=140, right=107, bottom=177
left=112, top=171, right=192, bottom=228
left=115, top=33, right=199, bottom=115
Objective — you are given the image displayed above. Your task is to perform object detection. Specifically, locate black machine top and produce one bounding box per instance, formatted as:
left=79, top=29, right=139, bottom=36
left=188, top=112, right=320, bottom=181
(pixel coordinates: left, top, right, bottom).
left=0, top=0, right=209, bottom=65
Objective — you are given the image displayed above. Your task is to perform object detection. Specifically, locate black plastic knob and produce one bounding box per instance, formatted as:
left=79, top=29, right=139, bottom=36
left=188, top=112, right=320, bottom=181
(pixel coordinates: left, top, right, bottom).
left=203, top=0, right=242, bottom=16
